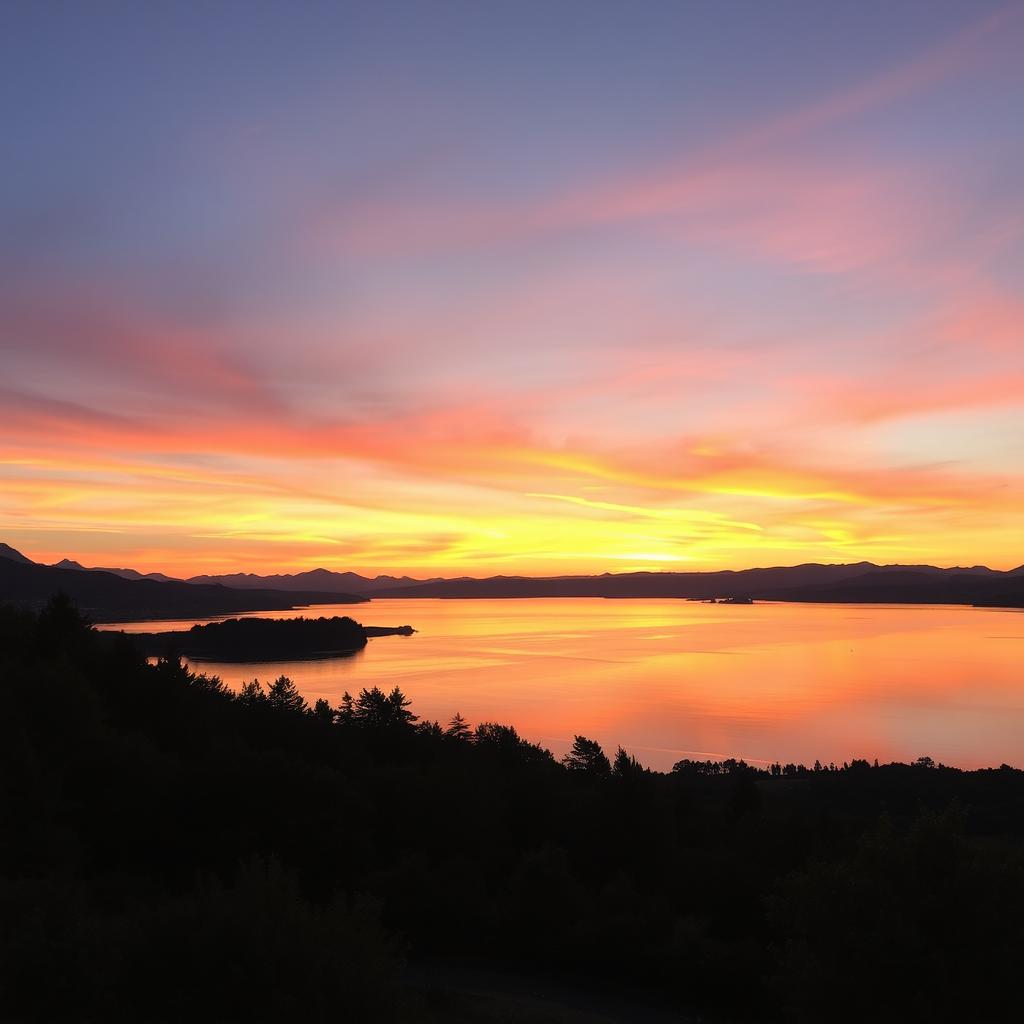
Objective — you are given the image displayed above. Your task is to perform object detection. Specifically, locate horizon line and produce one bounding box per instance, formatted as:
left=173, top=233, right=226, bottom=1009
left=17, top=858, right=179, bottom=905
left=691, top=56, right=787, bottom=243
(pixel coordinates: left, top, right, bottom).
left=6, top=543, right=1023, bottom=581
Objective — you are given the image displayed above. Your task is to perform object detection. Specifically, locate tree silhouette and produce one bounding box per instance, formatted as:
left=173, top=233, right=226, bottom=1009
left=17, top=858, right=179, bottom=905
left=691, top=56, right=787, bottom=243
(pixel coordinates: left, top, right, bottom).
left=563, top=735, right=611, bottom=775
left=352, top=686, right=417, bottom=728
left=238, top=678, right=266, bottom=706
left=446, top=712, right=471, bottom=739
left=612, top=746, right=644, bottom=778
left=5, top=597, right=1023, bottom=1024
left=472, top=722, right=555, bottom=767
left=386, top=686, right=417, bottom=726
left=266, top=675, right=307, bottom=713
left=336, top=690, right=355, bottom=724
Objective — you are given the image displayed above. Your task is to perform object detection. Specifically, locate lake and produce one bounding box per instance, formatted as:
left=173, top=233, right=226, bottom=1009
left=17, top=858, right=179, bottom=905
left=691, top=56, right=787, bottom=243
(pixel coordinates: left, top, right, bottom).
left=101, top=598, right=1024, bottom=771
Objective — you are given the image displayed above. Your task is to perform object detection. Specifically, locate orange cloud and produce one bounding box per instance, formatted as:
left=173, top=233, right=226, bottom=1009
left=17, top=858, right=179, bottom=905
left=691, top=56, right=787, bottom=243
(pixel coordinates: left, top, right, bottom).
left=4, top=361, right=1023, bottom=578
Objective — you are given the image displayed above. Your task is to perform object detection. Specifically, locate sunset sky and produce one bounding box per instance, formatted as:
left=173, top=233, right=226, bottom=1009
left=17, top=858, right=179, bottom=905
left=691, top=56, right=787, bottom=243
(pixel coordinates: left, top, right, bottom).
left=2, top=1, right=1023, bottom=577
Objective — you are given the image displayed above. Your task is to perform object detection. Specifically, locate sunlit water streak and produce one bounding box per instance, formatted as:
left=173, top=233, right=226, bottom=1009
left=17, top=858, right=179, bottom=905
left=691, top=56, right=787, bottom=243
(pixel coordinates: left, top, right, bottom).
left=100, top=599, right=1024, bottom=771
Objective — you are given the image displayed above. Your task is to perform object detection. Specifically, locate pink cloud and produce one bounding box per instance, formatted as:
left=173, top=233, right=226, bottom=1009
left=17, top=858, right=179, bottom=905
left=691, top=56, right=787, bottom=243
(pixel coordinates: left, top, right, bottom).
left=0, top=284, right=287, bottom=414
left=306, top=6, right=1018, bottom=273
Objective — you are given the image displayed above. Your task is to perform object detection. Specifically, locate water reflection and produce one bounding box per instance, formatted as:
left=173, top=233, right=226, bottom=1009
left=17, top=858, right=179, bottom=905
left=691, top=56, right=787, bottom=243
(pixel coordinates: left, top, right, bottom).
left=101, top=599, right=1024, bottom=771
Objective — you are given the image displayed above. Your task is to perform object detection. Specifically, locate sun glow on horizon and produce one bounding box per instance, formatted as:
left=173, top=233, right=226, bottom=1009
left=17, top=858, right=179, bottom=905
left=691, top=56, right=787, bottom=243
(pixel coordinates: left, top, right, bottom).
left=1, top=3, right=1022, bottom=577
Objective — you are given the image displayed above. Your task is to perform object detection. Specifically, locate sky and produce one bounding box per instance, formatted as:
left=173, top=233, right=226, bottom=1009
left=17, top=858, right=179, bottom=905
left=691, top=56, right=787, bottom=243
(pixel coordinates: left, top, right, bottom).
left=2, top=0, right=1023, bottom=577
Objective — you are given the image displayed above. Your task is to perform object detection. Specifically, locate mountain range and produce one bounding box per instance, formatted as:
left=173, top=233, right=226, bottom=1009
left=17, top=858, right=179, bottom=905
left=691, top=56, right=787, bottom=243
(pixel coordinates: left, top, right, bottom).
left=52, top=558, right=179, bottom=584
left=166, top=560, right=1024, bottom=603
left=366, top=561, right=1024, bottom=603
left=0, top=546, right=364, bottom=622
left=2, top=543, right=1023, bottom=615
left=185, top=568, right=438, bottom=594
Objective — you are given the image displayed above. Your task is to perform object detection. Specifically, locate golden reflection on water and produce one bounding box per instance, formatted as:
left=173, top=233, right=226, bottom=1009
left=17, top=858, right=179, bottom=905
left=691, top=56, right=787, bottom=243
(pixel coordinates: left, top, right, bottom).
left=102, top=599, right=1024, bottom=771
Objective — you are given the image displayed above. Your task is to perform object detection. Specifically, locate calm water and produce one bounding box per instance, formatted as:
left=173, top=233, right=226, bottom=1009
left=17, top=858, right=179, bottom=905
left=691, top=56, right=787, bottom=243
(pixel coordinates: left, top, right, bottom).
left=102, top=599, right=1024, bottom=771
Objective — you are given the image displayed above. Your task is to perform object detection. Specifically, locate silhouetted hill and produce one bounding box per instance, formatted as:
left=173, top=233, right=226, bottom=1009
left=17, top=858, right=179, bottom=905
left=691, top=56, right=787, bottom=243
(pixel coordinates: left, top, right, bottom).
left=187, top=567, right=438, bottom=594
left=0, top=542, right=33, bottom=564
left=760, top=570, right=1024, bottom=607
left=3, top=599, right=1023, bottom=1022
left=0, top=557, right=367, bottom=622
left=53, top=557, right=179, bottom=583
left=368, top=561, right=1022, bottom=605
left=8, top=542, right=1023, bottom=609
left=195, top=563, right=892, bottom=599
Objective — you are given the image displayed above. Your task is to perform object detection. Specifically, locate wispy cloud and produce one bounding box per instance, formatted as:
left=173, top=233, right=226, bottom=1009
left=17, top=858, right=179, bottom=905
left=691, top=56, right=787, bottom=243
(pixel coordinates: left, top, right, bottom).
left=308, top=5, right=1018, bottom=271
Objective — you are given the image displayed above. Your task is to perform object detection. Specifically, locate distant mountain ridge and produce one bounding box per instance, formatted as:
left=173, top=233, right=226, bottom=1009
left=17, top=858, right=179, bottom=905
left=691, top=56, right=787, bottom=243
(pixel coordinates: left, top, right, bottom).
left=186, top=568, right=440, bottom=594
left=3, top=542, right=1023, bottom=609
left=53, top=558, right=179, bottom=583
left=183, top=559, right=1024, bottom=599
left=176, top=558, right=1024, bottom=606
left=364, top=561, right=1024, bottom=603
left=761, top=569, right=1024, bottom=607
left=0, top=545, right=365, bottom=622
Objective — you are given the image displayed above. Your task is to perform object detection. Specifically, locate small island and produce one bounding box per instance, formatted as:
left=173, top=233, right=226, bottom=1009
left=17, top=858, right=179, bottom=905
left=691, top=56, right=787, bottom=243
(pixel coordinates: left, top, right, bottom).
left=126, top=615, right=415, bottom=662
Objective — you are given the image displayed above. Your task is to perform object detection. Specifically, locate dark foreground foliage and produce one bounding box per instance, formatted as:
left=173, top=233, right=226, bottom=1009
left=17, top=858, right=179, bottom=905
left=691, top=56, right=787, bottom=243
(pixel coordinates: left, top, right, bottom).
left=2, top=597, right=1023, bottom=1022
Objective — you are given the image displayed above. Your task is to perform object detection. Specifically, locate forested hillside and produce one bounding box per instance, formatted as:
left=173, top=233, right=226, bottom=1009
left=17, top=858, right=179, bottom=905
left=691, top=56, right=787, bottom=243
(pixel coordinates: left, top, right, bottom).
left=2, top=598, right=1022, bottom=1022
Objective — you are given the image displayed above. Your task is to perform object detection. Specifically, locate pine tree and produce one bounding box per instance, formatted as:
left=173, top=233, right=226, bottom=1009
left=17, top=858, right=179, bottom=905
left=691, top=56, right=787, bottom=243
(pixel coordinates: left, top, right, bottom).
left=612, top=746, right=644, bottom=778
left=562, top=735, right=611, bottom=775
left=446, top=713, right=471, bottom=739
left=336, top=691, right=355, bottom=724
left=266, top=675, right=307, bottom=713
left=352, top=686, right=417, bottom=728
left=238, top=678, right=266, bottom=706
left=387, top=686, right=417, bottom=726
